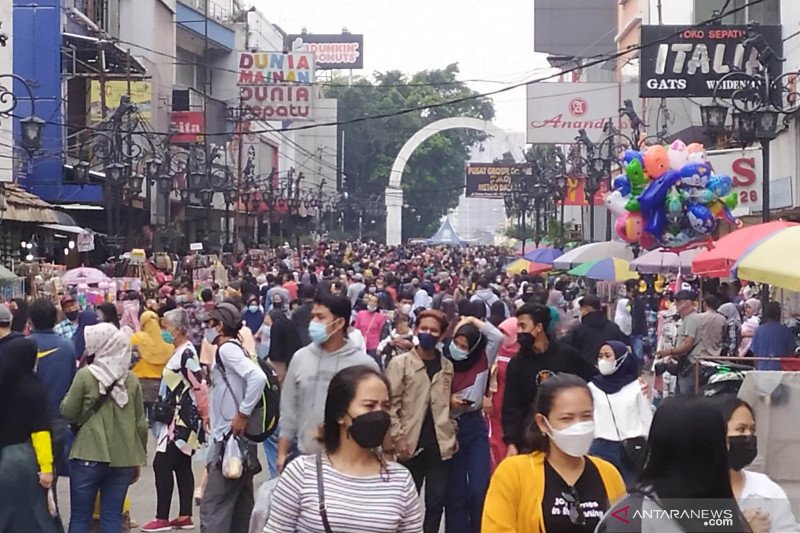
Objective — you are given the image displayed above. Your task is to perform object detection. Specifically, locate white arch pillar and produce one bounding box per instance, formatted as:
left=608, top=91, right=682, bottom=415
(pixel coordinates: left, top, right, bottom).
left=385, top=118, right=521, bottom=245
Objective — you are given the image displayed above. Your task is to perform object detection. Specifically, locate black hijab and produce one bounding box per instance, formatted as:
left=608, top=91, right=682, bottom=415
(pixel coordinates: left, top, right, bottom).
left=448, top=323, right=488, bottom=372
left=590, top=341, right=640, bottom=394
left=0, top=336, right=50, bottom=446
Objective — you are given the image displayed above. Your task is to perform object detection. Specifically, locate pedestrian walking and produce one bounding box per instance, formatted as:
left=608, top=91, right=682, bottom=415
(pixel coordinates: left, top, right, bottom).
left=265, top=365, right=423, bottom=532
left=60, top=322, right=147, bottom=533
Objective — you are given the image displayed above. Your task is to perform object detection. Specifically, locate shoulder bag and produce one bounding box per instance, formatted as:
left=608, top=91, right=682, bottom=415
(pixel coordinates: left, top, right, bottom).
left=604, top=393, right=647, bottom=473
left=316, top=452, right=334, bottom=533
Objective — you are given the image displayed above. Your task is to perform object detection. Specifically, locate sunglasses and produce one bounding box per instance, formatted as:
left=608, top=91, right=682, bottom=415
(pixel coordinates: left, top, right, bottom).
left=561, top=486, right=586, bottom=526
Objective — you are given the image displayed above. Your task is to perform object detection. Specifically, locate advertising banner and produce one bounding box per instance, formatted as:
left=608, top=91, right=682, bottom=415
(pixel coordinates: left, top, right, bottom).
left=170, top=111, right=204, bottom=143
left=237, top=51, right=315, bottom=121
left=526, top=82, right=639, bottom=144
left=76, top=230, right=95, bottom=253
left=562, top=175, right=607, bottom=206
left=707, top=148, right=765, bottom=211
left=639, top=25, right=783, bottom=98
left=465, top=163, right=531, bottom=199
left=285, top=33, right=364, bottom=69
left=90, top=81, right=152, bottom=123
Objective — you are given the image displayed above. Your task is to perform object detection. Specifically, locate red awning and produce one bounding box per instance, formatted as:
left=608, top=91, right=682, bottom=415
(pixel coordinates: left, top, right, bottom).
left=692, top=220, right=799, bottom=277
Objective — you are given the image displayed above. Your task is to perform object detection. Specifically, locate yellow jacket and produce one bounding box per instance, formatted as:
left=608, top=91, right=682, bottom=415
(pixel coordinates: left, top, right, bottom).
left=482, top=451, right=626, bottom=533
left=131, top=311, right=172, bottom=379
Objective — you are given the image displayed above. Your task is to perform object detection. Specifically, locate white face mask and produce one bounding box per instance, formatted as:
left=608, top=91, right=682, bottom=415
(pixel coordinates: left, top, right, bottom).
left=545, top=419, right=595, bottom=457
left=400, top=304, right=412, bottom=315
left=598, top=358, right=618, bottom=375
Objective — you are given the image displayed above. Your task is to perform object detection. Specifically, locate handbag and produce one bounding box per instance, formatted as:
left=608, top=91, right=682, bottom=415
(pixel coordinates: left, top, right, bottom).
left=150, top=397, right=174, bottom=424
left=604, top=393, right=647, bottom=473
left=316, top=453, right=334, bottom=533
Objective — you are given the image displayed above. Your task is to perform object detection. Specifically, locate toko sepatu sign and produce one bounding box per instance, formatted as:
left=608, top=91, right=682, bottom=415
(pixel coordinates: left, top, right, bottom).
left=237, top=51, right=316, bottom=121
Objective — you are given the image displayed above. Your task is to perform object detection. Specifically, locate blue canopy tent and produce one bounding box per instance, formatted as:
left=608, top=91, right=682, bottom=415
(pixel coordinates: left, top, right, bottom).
left=427, top=218, right=468, bottom=246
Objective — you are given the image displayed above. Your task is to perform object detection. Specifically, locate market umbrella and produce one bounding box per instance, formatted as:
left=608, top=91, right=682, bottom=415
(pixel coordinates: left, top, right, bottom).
left=553, top=241, right=635, bottom=270
left=692, top=220, right=798, bottom=277
left=522, top=248, right=563, bottom=265
left=0, top=265, right=18, bottom=284
left=567, top=257, right=638, bottom=282
left=61, top=266, right=112, bottom=286
left=733, top=225, right=800, bottom=291
left=630, top=247, right=707, bottom=274
left=505, top=259, right=552, bottom=276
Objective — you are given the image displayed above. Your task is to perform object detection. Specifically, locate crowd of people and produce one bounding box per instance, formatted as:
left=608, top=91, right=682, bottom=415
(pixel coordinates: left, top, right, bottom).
left=0, top=240, right=798, bottom=533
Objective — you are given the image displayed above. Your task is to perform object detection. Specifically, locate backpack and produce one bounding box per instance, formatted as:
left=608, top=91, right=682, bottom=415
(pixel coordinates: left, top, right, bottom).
left=215, top=340, right=280, bottom=442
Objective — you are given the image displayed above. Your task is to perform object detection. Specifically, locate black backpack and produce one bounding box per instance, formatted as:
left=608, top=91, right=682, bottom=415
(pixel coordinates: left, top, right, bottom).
left=215, top=340, right=280, bottom=442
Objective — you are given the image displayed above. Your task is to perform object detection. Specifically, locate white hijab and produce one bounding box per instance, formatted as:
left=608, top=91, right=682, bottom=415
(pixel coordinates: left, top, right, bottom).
left=84, top=323, right=133, bottom=408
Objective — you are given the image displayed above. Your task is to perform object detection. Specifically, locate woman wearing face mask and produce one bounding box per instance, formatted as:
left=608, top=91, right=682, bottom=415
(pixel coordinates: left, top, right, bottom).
left=131, top=310, right=173, bottom=417
left=385, top=309, right=456, bottom=533
left=597, top=396, right=752, bottom=533
left=740, top=298, right=762, bottom=357
left=712, top=395, right=799, bottom=533
left=354, top=293, right=389, bottom=368
left=266, top=365, right=423, bottom=532
left=242, top=297, right=264, bottom=335
left=445, top=314, right=503, bottom=533
left=483, top=373, right=625, bottom=533
left=588, top=341, right=652, bottom=484
left=486, top=317, right=519, bottom=472
left=142, top=308, right=205, bottom=532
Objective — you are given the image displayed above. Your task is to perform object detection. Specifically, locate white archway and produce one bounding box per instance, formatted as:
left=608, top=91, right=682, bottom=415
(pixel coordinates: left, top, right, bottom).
left=385, top=117, right=521, bottom=244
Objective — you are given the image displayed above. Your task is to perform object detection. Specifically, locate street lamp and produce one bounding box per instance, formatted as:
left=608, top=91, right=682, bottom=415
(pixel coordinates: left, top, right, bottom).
left=19, top=115, right=45, bottom=154
left=0, top=74, right=46, bottom=154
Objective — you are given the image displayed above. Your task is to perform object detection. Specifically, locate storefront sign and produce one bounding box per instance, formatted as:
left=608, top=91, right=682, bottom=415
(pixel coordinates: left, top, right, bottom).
left=707, top=148, right=763, bottom=211
left=76, top=230, right=95, bottom=252
left=237, top=51, right=315, bottom=121
left=90, top=81, right=152, bottom=123
left=465, top=164, right=531, bottom=199
left=562, top=175, right=606, bottom=206
left=189, top=242, right=203, bottom=251
left=639, top=25, right=783, bottom=98
left=170, top=111, right=204, bottom=143
left=526, top=82, right=638, bottom=144
left=285, top=33, right=364, bottom=69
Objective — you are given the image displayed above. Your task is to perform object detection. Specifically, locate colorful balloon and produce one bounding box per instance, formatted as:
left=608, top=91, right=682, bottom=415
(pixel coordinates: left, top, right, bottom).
left=667, top=140, right=689, bottom=170
left=612, top=174, right=631, bottom=196
left=687, top=204, right=716, bottom=234
left=686, top=143, right=707, bottom=164
left=621, top=150, right=644, bottom=167
left=707, top=175, right=733, bottom=197
left=615, top=212, right=644, bottom=243
left=626, top=159, right=649, bottom=196
left=604, top=190, right=629, bottom=216
left=678, top=162, right=712, bottom=188
left=643, top=145, right=670, bottom=178
left=723, top=190, right=739, bottom=210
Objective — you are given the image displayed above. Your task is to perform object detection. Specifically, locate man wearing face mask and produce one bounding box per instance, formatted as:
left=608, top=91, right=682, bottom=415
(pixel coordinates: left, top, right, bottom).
left=277, top=292, right=378, bottom=474
left=54, top=295, right=80, bottom=339
left=502, top=304, right=597, bottom=457
left=655, top=290, right=703, bottom=395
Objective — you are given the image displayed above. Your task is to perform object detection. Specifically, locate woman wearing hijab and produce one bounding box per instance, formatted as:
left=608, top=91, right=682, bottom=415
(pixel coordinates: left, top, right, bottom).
left=588, top=341, right=652, bottom=484
left=740, top=298, right=762, bottom=357
left=719, top=302, right=742, bottom=358
left=131, top=310, right=174, bottom=415
left=445, top=315, right=503, bottom=533
left=0, top=335, right=58, bottom=533
left=485, top=316, right=518, bottom=472
left=60, top=323, right=147, bottom=533
left=241, top=295, right=264, bottom=334
left=96, top=302, right=121, bottom=329
left=73, top=309, right=99, bottom=360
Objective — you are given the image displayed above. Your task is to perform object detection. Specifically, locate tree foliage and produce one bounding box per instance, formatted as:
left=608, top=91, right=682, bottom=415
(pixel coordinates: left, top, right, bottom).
left=324, top=64, right=495, bottom=240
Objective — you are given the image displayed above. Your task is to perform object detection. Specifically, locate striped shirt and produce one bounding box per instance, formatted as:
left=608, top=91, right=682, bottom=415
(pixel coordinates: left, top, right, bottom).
left=264, top=454, right=423, bottom=533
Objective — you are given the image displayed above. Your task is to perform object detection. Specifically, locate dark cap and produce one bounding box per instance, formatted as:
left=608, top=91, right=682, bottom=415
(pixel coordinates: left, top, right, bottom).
left=578, top=295, right=602, bottom=310
left=0, top=303, right=12, bottom=325
left=207, top=302, right=242, bottom=330
left=60, top=295, right=76, bottom=307
left=674, top=290, right=697, bottom=301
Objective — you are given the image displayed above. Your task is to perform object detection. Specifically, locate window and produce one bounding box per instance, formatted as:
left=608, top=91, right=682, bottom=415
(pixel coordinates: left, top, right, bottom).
left=694, top=0, right=780, bottom=25
left=175, top=48, right=206, bottom=92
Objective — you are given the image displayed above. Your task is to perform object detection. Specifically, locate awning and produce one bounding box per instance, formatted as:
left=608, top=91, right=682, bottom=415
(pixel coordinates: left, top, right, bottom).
left=57, top=203, right=105, bottom=211
left=38, top=224, right=87, bottom=234
left=62, top=33, right=148, bottom=79
left=2, top=184, right=62, bottom=223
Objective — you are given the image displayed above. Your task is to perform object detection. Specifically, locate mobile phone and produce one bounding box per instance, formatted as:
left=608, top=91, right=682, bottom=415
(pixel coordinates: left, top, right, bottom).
left=460, top=399, right=475, bottom=406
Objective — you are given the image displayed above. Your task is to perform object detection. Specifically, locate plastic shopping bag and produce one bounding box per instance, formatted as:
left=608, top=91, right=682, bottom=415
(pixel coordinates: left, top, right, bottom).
left=222, top=434, right=243, bottom=479
left=248, top=478, right=280, bottom=533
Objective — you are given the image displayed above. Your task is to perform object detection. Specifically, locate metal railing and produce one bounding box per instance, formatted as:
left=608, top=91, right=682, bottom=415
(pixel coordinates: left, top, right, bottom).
left=178, top=0, right=233, bottom=23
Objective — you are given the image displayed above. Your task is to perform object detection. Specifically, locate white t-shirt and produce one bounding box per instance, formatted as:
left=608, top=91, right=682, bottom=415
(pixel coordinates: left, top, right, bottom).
left=739, top=470, right=800, bottom=533
left=589, top=380, right=653, bottom=441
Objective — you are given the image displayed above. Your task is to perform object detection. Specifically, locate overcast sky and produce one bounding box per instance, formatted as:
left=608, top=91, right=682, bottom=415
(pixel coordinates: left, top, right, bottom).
left=257, top=0, right=551, bottom=133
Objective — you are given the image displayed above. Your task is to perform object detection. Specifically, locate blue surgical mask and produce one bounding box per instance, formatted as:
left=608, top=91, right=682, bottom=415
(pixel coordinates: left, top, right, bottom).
left=308, top=320, right=332, bottom=344
left=417, top=332, right=439, bottom=350
left=248, top=305, right=259, bottom=313
left=161, top=330, right=175, bottom=344
left=449, top=341, right=469, bottom=361
left=261, top=325, right=271, bottom=337
left=204, top=328, right=218, bottom=344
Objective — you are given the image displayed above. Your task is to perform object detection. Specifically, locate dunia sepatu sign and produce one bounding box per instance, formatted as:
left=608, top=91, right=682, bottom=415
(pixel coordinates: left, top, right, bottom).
left=639, top=25, right=783, bottom=98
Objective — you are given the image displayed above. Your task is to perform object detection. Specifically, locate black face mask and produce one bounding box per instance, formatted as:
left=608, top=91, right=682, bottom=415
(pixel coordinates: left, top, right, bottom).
left=347, top=411, right=391, bottom=449
left=65, top=310, right=80, bottom=322
left=728, top=435, right=757, bottom=471
left=517, top=332, right=535, bottom=353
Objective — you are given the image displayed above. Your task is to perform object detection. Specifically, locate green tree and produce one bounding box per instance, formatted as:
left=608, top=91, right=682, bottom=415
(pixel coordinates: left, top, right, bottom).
left=325, top=64, right=495, bottom=240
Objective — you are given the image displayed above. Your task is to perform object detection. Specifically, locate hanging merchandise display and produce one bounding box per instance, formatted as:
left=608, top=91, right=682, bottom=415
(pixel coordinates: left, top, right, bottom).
left=604, top=140, right=739, bottom=251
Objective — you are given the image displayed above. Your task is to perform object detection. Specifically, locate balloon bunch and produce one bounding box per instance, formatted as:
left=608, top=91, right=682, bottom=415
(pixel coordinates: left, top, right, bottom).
left=604, top=140, right=738, bottom=250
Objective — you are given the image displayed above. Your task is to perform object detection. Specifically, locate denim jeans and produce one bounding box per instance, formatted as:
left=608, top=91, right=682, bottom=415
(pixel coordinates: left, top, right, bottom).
left=68, top=460, right=135, bottom=533
left=590, top=438, right=635, bottom=486
left=261, top=422, right=280, bottom=479
left=445, top=411, right=490, bottom=533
